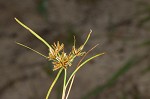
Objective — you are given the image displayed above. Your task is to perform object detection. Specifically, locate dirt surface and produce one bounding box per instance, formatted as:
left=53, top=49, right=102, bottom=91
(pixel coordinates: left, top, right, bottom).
left=0, top=0, right=150, bottom=99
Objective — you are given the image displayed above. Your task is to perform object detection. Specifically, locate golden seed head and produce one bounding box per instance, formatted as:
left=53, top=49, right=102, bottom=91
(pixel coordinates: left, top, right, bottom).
left=52, top=52, right=73, bottom=71
left=72, top=45, right=85, bottom=56
left=48, top=41, right=86, bottom=71
left=48, top=41, right=64, bottom=60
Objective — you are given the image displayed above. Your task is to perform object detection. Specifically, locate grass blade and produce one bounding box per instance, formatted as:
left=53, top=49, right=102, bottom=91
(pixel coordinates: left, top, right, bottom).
left=15, top=18, right=51, bottom=49
left=16, top=42, right=47, bottom=58
left=66, top=53, right=105, bottom=88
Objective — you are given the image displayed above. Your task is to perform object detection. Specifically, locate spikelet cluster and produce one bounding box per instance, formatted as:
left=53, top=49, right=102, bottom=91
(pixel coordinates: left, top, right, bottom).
left=48, top=41, right=85, bottom=71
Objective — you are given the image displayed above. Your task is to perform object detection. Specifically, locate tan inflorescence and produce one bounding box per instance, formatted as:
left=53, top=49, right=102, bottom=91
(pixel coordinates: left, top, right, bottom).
left=48, top=41, right=85, bottom=71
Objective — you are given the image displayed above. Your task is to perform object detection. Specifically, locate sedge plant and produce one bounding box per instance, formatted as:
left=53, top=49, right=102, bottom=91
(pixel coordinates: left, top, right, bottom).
left=14, top=18, right=105, bottom=99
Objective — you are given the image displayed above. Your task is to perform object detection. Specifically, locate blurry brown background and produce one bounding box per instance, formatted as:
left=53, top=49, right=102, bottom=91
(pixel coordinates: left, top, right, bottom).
left=0, top=0, right=150, bottom=99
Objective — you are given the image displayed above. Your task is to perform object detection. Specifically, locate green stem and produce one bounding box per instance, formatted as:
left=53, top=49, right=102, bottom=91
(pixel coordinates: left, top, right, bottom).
left=66, top=53, right=105, bottom=87
left=62, top=69, right=67, bottom=99
left=65, top=75, right=75, bottom=99
left=46, top=68, right=63, bottom=99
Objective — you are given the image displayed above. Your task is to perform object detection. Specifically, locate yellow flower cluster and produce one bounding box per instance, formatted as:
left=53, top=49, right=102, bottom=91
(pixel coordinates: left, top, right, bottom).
left=48, top=41, right=85, bottom=71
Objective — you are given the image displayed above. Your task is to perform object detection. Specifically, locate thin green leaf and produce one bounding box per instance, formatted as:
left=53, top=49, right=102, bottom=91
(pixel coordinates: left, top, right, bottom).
left=15, top=18, right=51, bottom=49
left=66, top=53, right=105, bottom=87
left=77, top=44, right=99, bottom=67
left=83, top=29, right=92, bottom=46
left=16, top=42, right=47, bottom=58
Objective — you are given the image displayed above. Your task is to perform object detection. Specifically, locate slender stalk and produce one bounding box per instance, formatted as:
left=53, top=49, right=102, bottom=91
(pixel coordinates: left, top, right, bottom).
left=16, top=42, right=48, bottom=58
left=46, top=68, right=63, bottom=99
left=66, top=53, right=105, bottom=87
left=77, top=44, right=99, bottom=67
left=65, top=44, right=99, bottom=98
left=62, top=69, right=67, bottom=99
left=65, top=75, right=75, bottom=99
